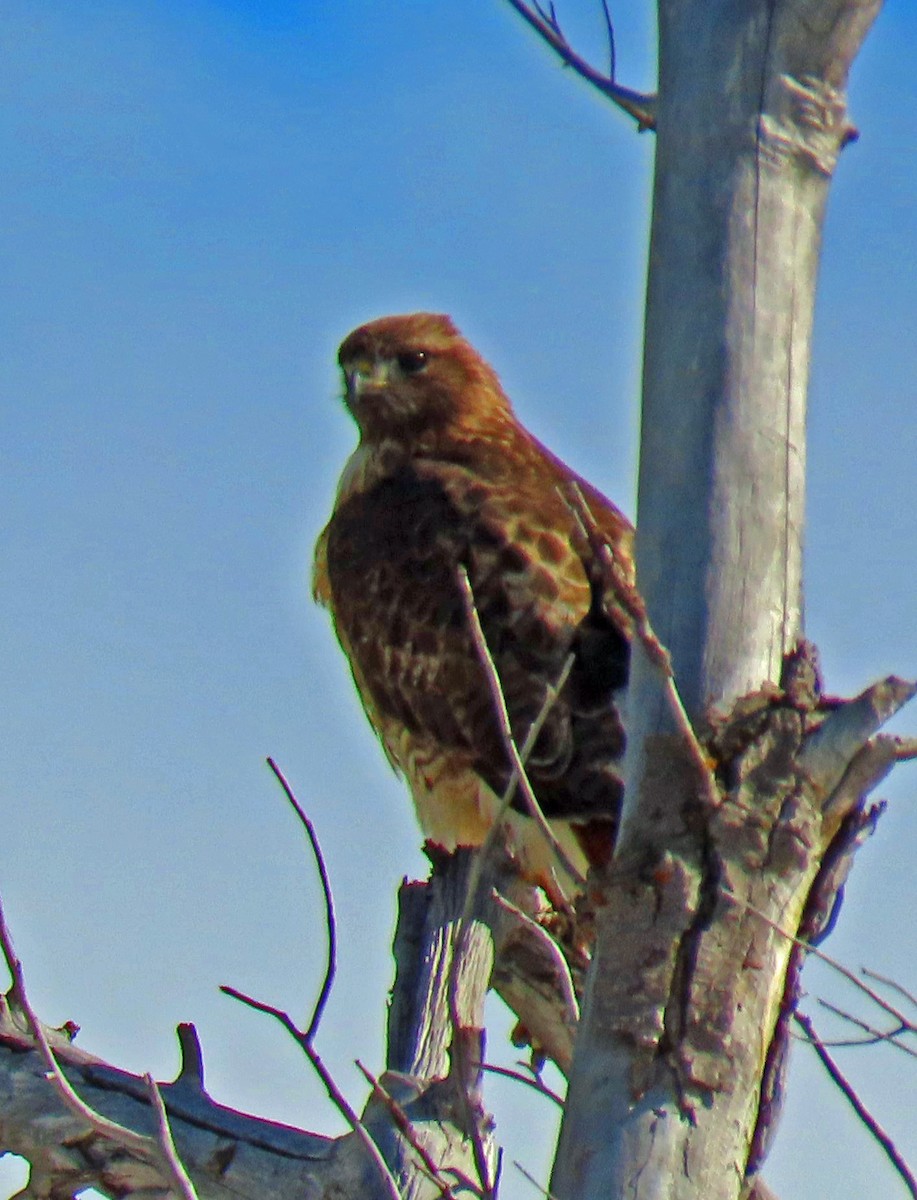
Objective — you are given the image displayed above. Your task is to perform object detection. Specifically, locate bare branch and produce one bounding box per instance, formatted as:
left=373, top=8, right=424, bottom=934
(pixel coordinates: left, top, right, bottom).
left=600, top=0, right=615, bottom=79
left=863, top=966, right=917, bottom=1009
left=0, top=895, right=152, bottom=1160
left=445, top=574, right=583, bottom=1083
left=457, top=563, right=585, bottom=892
left=458, top=644, right=576, bottom=951
left=503, top=0, right=656, bottom=129
left=469, top=649, right=577, bottom=913
left=266, top=756, right=337, bottom=1042
left=356, top=1059, right=471, bottom=1200
left=514, top=1158, right=560, bottom=1199
left=220, top=985, right=402, bottom=1200
left=795, top=1011, right=917, bottom=1199
left=722, top=886, right=917, bottom=1031
left=893, top=736, right=917, bottom=762
left=476, top=1061, right=565, bottom=1107
left=814, top=998, right=917, bottom=1057
left=144, top=1073, right=201, bottom=1200
left=800, top=676, right=917, bottom=799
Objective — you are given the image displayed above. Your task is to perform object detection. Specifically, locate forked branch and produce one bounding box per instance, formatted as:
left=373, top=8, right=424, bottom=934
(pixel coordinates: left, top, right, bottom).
left=795, top=1012, right=917, bottom=1199
left=503, top=0, right=656, bottom=129
left=0, top=895, right=200, bottom=1199
left=219, top=983, right=402, bottom=1200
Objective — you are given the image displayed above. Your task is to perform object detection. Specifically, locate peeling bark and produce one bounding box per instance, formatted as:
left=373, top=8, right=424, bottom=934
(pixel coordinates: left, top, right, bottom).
left=551, top=648, right=911, bottom=1200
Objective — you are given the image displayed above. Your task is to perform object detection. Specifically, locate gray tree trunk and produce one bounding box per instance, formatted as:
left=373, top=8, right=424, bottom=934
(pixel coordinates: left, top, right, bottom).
left=1, top=4, right=906, bottom=1200
left=549, top=2, right=887, bottom=1198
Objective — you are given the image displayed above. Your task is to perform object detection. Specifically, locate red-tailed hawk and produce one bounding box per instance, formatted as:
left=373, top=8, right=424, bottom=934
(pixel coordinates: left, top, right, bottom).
left=313, top=313, right=633, bottom=900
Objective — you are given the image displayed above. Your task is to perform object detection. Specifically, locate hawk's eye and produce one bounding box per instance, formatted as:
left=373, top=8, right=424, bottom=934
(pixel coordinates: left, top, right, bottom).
left=396, top=350, right=428, bottom=376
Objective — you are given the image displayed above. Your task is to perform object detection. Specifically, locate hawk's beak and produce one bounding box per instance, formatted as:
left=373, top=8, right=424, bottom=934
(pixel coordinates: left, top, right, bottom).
left=344, top=359, right=389, bottom=403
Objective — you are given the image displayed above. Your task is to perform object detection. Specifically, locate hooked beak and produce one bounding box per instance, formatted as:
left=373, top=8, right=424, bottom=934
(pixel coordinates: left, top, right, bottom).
left=343, top=359, right=389, bottom=403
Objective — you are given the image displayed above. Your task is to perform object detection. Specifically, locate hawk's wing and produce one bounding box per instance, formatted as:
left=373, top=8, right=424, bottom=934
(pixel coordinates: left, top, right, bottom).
left=314, top=439, right=631, bottom=830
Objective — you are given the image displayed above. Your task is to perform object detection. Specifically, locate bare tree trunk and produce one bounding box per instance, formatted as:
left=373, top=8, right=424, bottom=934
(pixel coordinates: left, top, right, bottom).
left=550, top=2, right=885, bottom=1198
left=632, top=0, right=879, bottom=721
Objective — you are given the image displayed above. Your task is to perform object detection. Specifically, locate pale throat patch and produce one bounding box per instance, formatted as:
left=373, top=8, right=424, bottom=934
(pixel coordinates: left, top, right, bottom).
left=335, top=438, right=401, bottom=504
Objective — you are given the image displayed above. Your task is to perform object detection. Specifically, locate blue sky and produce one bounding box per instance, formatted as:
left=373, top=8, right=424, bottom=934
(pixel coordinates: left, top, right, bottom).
left=1, top=4, right=915, bottom=1198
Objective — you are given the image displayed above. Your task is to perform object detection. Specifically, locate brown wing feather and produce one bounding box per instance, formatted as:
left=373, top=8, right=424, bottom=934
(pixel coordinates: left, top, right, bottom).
left=321, top=426, right=630, bottom=828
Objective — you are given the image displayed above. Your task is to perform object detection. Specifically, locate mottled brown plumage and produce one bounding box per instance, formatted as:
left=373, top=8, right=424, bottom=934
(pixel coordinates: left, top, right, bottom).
left=313, top=313, right=633, bottom=896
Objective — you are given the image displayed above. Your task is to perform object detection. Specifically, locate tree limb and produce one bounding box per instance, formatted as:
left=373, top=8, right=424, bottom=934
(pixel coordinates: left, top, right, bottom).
left=502, top=0, right=657, bottom=129
left=794, top=1011, right=917, bottom=1199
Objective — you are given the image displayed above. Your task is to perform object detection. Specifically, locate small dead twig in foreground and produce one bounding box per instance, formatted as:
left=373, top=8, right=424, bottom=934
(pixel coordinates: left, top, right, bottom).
left=815, top=995, right=917, bottom=1057
left=723, top=887, right=916, bottom=1032
left=514, top=1157, right=560, bottom=1199
left=266, top=756, right=337, bottom=1042
left=476, top=1060, right=565, bottom=1108
left=504, top=0, right=656, bottom=129
left=457, top=564, right=584, bottom=892
left=795, top=1011, right=917, bottom=1199
left=356, top=1059, right=478, bottom=1200
left=221, top=985, right=401, bottom=1200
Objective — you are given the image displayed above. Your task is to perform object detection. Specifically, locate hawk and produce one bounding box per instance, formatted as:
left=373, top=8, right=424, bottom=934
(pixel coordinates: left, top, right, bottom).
left=313, top=313, right=633, bottom=900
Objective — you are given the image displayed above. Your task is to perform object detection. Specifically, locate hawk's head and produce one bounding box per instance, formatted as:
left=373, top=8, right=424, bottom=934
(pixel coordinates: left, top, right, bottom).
left=337, top=313, right=512, bottom=443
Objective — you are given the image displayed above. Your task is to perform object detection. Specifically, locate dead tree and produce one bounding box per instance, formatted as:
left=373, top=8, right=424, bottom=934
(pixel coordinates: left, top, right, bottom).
left=1, top=3, right=914, bottom=1199
left=536, top=0, right=912, bottom=1197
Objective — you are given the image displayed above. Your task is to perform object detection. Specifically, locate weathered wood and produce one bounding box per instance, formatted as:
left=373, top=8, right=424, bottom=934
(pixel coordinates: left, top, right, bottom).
left=379, top=848, right=499, bottom=1199
left=550, top=2, right=886, bottom=1197
left=551, top=657, right=911, bottom=1200
left=0, top=851, right=500, bottom=1200
left=630, top=0, right=879, bottom=723
left=0, top=1010, right=337, bottom=1200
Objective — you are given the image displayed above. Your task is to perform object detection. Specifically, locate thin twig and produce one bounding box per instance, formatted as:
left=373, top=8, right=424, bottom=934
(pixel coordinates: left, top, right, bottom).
left=564, top=482, right=723, bottom=814
left=722, top=886, right=916, bottom=1031
left=476, top=1061, right=564, bottom=1107
left=457, top=564, right=586, bottom=890
left=356, top=1060, right=474, bottom=1200
left=599, top=0, right=616, bottom=79
left=862, top=966, right=917, bottom=1010
left=514, top=1159, right=560, bottom=1199
left=0, top=896, right=152, bottom=1159
left=504, top=0, right=656, bottom=129
left=814, top=998, right=917, bottom=1057
left=266, top=757, right=337, bottom=1043
left=144, top=1074, right=200, bottom=1200
left=463, top=650, right=577, bottom=924
left=445, top=577, right=578, bottom=1195
left=221, top=985, right=401, bottom=1200
left=795, top=1012, right=917, bottom=1199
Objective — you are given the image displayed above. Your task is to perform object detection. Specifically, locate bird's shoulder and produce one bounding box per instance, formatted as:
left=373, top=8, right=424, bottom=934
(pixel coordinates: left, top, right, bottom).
left=314, top=426, right=634, bottom=617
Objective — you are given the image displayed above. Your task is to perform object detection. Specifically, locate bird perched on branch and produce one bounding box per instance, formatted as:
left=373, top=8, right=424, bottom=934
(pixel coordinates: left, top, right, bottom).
left=313, top=313, right=633, bottom=902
